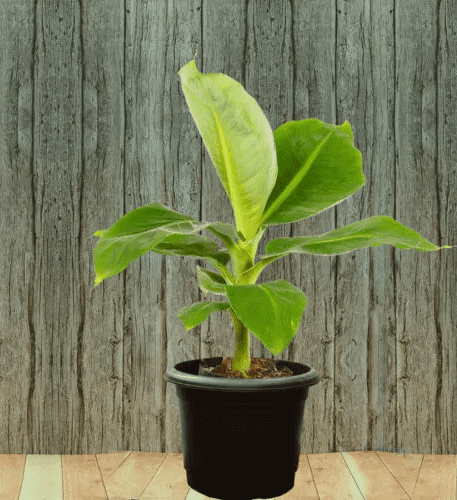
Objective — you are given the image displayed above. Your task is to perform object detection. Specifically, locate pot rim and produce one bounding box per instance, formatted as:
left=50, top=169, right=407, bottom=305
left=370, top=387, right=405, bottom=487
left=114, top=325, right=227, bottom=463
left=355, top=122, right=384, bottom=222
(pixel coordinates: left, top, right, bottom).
left=165, top=356, right=321, bottom=392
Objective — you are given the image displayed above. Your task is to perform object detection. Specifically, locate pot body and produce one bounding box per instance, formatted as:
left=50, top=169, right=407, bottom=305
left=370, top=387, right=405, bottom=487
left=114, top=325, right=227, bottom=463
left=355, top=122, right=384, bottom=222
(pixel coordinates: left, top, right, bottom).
left=165, top=357, right=320, bottom=500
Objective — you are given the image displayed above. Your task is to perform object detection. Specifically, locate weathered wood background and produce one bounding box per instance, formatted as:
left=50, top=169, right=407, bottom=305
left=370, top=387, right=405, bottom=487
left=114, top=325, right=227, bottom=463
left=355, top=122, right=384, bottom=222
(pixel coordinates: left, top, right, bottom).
left=0, top=0, right=456, bottom=456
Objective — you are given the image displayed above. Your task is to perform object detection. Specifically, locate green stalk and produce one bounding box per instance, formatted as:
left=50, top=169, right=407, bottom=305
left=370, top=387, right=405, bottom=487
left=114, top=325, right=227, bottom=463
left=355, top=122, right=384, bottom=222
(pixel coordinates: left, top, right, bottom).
left=227, top=226, right=266, bottom=378
left=230, top=309, right=250, bottom=377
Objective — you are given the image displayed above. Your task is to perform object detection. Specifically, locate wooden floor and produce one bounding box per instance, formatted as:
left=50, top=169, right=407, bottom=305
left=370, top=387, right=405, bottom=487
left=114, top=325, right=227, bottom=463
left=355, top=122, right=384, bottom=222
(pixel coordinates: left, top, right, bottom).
left=0, top=450, right=456, bottom=499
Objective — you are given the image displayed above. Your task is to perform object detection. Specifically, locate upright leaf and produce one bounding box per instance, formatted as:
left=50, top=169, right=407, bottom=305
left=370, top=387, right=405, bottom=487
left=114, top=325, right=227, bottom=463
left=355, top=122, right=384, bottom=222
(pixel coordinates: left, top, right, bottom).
left=179, top=58, right=278, bottom=242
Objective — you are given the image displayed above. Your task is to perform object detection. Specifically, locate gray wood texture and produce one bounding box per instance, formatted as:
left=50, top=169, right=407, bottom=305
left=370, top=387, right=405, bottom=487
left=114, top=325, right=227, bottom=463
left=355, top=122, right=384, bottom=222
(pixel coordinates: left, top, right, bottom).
left=0, top=0, right=456, bottom=456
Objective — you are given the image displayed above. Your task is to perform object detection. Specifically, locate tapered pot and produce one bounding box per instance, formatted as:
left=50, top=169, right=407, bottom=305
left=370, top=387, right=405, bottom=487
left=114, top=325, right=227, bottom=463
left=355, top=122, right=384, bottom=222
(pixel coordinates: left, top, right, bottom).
left=165, top=357, right=320, bottom=500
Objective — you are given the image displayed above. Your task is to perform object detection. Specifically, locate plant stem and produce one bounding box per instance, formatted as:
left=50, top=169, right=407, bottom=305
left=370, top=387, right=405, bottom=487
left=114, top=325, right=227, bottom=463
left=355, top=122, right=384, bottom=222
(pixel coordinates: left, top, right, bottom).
left=230, top=309, right=250, bottom=376
left=227, top=226, right=266, bottom=378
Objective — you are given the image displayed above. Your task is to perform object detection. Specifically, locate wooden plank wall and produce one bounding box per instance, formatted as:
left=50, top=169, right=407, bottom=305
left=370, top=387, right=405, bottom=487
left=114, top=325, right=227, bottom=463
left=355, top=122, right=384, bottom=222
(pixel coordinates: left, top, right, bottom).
left=0, top=0, right=456, bottom=457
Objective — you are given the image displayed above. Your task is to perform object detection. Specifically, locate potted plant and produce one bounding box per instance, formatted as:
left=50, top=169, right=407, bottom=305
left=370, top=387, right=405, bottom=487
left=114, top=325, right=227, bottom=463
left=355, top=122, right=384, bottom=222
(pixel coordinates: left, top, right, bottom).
left=90, top=56, right=454, bottom=499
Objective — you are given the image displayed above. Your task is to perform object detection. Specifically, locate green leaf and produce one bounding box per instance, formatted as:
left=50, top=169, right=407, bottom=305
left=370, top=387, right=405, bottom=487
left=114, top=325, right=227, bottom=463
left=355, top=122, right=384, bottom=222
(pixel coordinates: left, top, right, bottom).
left=179, top=58, right=277, bottom=242
left=226, top=280, right=307, bottom=356
left=177, top=301, right=231, bottom=330
left=260, top=118, right=364, bottom=226
left=264, top=215, right=454, bottom=256
left=91, top=202, right=232, bottom=287
left=197, top=266, right=228, bottom=297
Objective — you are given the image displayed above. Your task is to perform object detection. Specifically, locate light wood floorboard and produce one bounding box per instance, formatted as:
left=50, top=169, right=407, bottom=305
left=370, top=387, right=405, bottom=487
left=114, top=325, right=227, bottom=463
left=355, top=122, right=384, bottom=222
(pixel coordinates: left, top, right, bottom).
left=0, top=451, right=455, bottom=499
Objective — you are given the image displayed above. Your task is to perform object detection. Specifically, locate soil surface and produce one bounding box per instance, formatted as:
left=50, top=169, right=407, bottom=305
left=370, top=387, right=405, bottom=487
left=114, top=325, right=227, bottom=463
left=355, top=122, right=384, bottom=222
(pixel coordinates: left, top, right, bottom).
left=198, top=356, right=294, bottom=379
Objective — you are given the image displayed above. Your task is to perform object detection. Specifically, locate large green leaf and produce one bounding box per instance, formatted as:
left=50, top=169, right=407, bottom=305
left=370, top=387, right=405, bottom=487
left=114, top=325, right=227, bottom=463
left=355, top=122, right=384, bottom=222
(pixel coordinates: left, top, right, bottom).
left=225, top=280, right=307, bottom=356
left=177, top=301, right=231, bottom=331
left=179, top=58, right=277, bottom=242
left=260, top=118, right=364, bottom=227
left=91, top=202, right=233, bottom=287
left=264, top=215, right=454, bottom=256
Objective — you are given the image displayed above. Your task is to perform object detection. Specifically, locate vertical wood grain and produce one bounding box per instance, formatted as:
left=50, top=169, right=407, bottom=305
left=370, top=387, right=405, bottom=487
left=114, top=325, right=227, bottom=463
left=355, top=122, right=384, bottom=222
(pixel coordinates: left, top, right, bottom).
left=159, top=0, right=204, bottom=455
left=79, top=0, right=125, bottom=455
left=436, top=0, right=457, bottom=457
left=120, top=0, right=169, bottom=456
left=0, top=0, right=455, bottom=457
left=32, top=0, right=86, bottom=455
left=291, top=0, right=337, bottom=455
left=395, top=0, right=450, bottom=455
left=0, top=0, right=35, bottom=455
left=331, top=0, right=372, bottom=453
left=366, top=0, right=398, bottom=458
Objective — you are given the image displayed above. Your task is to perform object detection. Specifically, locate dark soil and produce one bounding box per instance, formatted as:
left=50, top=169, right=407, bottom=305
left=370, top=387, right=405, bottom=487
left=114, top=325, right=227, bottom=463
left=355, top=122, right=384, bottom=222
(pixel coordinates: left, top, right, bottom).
left=198, top=356, right=294, bottom=379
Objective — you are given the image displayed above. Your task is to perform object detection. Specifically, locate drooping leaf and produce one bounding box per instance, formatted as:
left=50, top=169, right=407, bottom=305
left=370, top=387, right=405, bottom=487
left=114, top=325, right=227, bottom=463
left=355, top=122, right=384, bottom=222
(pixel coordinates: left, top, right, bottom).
left=92, top=203, right=232, bottom=286
left=226, top=280, right=307, bottom=356
left=265, top=215, right=453, bottom=256
left=177, top=301, right=231, bottom=330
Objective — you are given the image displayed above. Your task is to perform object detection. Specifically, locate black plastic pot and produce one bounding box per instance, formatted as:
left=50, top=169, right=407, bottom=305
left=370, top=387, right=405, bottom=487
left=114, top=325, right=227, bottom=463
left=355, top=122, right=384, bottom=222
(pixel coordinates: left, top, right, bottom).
left=165, top=357, right=320, bottom=500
